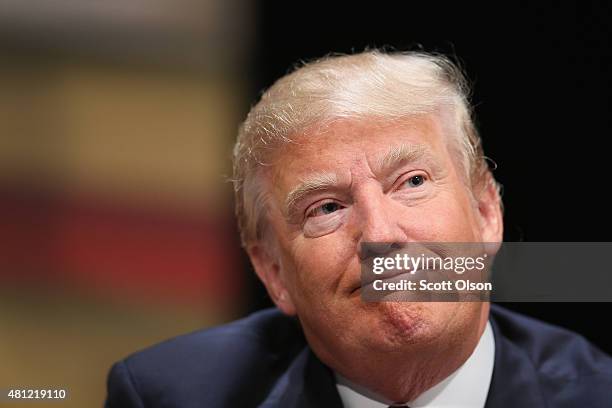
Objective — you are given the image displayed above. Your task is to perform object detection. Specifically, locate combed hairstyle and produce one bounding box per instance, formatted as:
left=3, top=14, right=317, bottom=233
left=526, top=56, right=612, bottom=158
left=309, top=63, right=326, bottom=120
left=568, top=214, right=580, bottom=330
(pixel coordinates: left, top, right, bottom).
left=232, top=50, right=499, bottom=248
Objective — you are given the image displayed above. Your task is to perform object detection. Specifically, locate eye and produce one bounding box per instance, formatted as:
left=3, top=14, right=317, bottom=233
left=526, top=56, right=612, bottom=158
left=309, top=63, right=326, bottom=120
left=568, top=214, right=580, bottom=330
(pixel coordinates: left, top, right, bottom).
left=403, top=174, right=426, bottom=188
left=307, top=201, right=344, bottom=218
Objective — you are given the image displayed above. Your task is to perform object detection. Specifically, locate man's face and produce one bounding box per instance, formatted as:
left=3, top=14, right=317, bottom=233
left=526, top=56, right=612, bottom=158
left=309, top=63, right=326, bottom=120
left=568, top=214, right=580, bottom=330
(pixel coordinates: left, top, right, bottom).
left=251, top=113, right=501, bottom=365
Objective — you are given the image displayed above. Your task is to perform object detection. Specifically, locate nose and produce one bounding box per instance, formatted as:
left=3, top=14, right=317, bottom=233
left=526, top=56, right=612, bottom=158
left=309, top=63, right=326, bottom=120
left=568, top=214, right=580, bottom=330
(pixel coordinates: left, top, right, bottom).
left=356, top=186, right=409, bottom=260
left=358, top=241, right=404, bottom=262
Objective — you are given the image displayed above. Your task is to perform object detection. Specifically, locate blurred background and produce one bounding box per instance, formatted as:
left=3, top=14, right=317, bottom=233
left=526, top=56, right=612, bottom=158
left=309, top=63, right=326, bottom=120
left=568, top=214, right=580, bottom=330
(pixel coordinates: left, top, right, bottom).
left=0, top=1, right=610, bottom=407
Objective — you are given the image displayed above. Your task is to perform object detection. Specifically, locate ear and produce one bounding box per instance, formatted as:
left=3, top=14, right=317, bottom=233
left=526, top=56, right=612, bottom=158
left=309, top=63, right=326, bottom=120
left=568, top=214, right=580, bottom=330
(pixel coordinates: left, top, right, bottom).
left=475, top=175, right=504, bottom=244
left=247, top=243, right=297, bottom=316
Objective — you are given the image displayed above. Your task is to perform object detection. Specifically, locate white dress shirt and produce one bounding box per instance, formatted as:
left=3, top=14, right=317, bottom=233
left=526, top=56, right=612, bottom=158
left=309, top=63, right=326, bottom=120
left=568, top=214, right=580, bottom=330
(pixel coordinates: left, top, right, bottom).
left=335, top=321, right=495, bottom=408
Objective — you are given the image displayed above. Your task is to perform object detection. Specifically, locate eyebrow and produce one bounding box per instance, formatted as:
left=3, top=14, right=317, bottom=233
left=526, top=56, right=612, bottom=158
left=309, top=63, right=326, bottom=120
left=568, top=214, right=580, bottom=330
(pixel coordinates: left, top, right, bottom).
left=285, top=172, right=339, bottom=217
left=283, top=143, right=440, bottom=217
left=374, top=143, right=429, bottom=173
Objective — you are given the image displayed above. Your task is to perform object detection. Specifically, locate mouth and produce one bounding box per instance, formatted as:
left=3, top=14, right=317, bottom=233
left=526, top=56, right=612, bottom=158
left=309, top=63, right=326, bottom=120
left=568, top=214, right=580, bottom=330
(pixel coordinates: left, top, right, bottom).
left=351, top=268, right=432, bottom=295
left=349, top=243, right=454, bottom=296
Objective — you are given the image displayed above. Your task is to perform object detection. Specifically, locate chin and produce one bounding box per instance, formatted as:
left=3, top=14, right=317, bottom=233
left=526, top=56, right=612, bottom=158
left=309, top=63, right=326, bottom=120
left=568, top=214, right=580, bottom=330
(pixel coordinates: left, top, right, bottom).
left=371, top=301, right=469, bottom=349
left=372, top=302, right=432, bottom=347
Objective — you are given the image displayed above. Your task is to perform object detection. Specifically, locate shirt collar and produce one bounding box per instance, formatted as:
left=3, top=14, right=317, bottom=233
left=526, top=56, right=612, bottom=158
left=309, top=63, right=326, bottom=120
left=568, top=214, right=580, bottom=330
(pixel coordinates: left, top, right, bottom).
left=335, top=321, right=495, bottom=408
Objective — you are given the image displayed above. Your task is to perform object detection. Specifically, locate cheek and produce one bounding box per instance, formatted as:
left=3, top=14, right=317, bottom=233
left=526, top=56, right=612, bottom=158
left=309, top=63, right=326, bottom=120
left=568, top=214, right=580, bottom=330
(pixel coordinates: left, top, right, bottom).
left=288, top=234, right=355, bottom=299
left=442, top=199, right=481, bottom=240
left=399, top=191, right=481, bottom=241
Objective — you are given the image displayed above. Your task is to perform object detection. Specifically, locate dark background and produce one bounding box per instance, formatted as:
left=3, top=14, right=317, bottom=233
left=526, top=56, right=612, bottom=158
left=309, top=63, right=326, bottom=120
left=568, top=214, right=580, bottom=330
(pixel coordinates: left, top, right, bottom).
left=241, top=1, right=612, bottom=353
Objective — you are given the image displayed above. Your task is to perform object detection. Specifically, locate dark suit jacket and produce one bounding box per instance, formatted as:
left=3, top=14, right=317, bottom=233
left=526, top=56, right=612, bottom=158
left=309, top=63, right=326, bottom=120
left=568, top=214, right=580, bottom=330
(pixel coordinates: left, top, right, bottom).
left=105, top=305, right=612, bottom=407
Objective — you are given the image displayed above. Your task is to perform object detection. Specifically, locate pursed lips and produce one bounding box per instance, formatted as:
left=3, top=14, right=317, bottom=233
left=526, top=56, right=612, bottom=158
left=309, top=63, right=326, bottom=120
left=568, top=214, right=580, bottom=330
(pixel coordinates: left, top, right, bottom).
left=352, top=265, right=438, bottom=294
left=349, top=246, right=447, bottom=295
left=356, top=268, right=432, bottom=293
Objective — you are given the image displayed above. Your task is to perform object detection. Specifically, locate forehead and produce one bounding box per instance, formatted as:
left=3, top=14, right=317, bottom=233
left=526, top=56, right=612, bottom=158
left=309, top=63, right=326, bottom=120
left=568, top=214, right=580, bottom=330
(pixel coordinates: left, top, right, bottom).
left=272, top=114, right=453, bottom=176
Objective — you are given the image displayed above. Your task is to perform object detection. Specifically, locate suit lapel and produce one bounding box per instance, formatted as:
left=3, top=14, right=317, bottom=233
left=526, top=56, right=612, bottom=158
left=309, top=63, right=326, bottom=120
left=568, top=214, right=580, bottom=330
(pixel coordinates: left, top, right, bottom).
left=258, top=347, right=343, bottom=408
left=485, top=314, right=547, bottom=407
